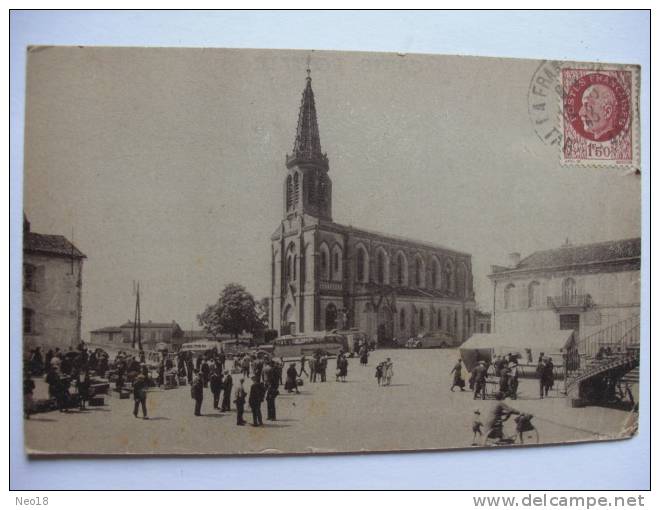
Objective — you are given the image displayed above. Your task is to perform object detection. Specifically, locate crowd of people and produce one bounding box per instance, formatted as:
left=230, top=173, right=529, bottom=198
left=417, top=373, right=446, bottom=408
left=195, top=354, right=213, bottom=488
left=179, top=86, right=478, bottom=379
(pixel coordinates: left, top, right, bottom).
left=446, top=352, right=558, bottom=402
left=23, top=342, right=108, bottom=417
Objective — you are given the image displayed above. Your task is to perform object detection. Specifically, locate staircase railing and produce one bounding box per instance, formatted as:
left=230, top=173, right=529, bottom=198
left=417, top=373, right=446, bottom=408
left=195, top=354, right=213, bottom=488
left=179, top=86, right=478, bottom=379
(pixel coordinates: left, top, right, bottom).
left=565, top=314, right=640, bottom=390
left=580, top=314, right=639, bottom=358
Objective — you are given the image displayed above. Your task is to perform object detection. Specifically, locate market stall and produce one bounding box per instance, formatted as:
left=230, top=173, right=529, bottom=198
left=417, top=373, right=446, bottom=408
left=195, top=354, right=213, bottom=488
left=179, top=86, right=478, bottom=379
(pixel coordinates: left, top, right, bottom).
left=459, top=329, right=575, bottom=373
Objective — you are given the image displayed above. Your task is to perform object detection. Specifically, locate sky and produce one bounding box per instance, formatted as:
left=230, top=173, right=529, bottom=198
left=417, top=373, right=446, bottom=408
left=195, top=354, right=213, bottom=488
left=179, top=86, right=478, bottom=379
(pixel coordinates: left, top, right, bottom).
left=23, top=47, right=641, bottom=338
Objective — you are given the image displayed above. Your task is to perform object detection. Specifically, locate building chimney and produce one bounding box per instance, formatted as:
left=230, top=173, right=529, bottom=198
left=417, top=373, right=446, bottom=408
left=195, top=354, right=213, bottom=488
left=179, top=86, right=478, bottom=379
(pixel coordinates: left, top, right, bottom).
left=508, top=252, right=521, bottom=268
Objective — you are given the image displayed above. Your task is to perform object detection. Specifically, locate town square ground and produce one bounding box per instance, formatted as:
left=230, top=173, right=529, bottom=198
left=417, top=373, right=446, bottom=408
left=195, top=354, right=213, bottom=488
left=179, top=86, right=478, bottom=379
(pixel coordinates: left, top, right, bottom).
left=24, top=348, right=634, bottom=456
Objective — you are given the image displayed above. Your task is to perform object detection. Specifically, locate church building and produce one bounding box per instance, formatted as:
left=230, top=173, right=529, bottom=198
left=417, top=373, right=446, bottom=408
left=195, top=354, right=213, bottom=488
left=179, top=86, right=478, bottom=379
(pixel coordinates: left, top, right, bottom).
left=269, top=71, right=477, bottom=346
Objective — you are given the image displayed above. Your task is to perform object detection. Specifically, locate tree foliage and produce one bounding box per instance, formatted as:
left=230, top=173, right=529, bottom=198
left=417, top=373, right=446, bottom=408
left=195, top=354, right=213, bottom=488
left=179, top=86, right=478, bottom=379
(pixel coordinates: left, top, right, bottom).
left=198, top=283, right=267, bottom=339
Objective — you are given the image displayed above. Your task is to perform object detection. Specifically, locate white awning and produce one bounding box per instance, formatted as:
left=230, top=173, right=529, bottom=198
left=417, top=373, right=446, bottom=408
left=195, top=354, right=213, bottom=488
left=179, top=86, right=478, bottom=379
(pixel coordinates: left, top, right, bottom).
left=461, top=329, right=574, bottom=354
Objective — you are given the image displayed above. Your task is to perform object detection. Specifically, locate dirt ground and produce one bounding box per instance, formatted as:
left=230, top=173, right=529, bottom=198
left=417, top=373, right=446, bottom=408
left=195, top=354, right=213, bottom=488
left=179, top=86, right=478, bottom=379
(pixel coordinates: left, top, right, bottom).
left=24, top=348, right=634, bottom=455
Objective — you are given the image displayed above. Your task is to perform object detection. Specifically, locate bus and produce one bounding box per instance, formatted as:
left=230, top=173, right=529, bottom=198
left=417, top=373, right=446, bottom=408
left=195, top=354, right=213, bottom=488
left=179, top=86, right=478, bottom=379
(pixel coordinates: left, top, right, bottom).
left=272, top=332, right=346, bottom=360
left=179, top=340, right=223, bottom=355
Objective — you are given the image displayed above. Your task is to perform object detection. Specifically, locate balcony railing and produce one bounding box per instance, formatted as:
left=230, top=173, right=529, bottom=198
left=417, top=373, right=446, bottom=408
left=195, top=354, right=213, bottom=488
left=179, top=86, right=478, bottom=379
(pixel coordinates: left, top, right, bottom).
left=320, top=280, right=343, bottom=291
left=547, top=293, right=593, bottom=310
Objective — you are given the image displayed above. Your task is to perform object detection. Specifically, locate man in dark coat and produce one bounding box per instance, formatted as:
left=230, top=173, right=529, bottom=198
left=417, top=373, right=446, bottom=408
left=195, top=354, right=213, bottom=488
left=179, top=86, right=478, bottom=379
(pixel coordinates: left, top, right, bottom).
left=320, top=355, right=328, bottom=382
left=191, top=371, right=204, bottom=416
left=218, top=351, right=226, bottom=371
left=78, top=369, right=91, bottom=410
left=537, top=357, right=549, bottom=398
left=44, top=349, right=54, bottom=372
left=248, top=376, right=265, bottom=426
left=186, top=356, right=194, bottom=385
left=209, top=368, right=223, bottom=410
left=472, top=361, right=487, bottom=400
left=221, top=371, right=233, bottom=411
left=266, top=383, right=279, bottom=421
left=541, top=358, right=555, bottom=398
left=234, top=378, right=247, bottom=425
left=200, top=358, right=210, bottom=388
left=132, top=365, right=149, bottom=419
left=498, top=366, right=510, bottom=398
left=450, top=359, right=465, bottom=391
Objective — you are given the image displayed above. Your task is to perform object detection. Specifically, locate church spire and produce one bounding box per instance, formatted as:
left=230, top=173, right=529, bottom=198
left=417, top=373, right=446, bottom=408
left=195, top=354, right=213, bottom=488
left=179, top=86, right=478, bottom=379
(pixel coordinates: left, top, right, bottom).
left=286, top=68, right=329, bottom=170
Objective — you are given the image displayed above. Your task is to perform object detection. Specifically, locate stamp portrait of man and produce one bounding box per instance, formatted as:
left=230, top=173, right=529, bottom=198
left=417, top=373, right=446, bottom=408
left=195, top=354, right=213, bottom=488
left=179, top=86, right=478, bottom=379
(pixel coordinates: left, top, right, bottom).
left=578, top=83, right=618, bottom=141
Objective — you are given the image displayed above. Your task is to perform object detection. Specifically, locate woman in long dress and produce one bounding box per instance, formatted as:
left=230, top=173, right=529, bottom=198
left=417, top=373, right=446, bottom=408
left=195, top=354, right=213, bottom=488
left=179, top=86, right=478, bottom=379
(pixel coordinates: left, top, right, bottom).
left=383, top=358, right=394, bottom=386
left=284, top=363, right=299, bottom=394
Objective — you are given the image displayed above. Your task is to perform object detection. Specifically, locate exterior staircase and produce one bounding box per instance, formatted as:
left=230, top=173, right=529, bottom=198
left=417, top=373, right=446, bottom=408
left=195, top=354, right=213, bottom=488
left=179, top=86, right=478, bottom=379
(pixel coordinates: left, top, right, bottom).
left=565, top=315, right=640, bottom=404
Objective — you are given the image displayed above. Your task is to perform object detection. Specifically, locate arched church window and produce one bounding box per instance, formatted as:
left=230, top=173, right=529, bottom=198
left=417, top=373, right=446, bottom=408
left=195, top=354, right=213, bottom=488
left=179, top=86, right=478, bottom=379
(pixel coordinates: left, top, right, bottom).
left=331, top=245, right=342, bottom=281
left=396, top=252, right=407, bottom=286
left=444, top=260, right=455, bottom=293
left=357, top=247, right=366, bottom=283
left=376, top=249, right=388, bottom=284
left=419, top=308, right=425, bottom=329
left=431, top=258, right=440, bottom=289
left=320, top=248, right=329, bottom=280
left=415, top=255, right=425, bottom=288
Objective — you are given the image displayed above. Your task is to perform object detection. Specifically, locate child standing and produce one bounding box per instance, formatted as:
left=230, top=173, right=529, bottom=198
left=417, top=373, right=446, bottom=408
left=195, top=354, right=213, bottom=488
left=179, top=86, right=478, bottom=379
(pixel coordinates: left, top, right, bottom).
left=375, top=363, right=383, bottom=386
left=472, top=409, right=483, bottom=445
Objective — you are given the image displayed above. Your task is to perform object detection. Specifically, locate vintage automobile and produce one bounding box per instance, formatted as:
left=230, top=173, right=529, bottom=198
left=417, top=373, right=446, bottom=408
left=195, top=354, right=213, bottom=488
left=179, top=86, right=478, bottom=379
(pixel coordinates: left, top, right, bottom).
left=405, top=331, right=454, bottom=349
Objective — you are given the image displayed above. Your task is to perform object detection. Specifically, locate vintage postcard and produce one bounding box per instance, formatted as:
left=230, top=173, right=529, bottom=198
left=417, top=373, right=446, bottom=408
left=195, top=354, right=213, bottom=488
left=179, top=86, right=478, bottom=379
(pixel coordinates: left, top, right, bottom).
left=21, top=47, right=641, bottom=455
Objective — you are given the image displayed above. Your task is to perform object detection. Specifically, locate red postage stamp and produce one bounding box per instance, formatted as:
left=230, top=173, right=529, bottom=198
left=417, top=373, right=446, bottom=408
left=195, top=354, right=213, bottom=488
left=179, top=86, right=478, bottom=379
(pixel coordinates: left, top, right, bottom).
left=561, top=67, right=639, bottom=168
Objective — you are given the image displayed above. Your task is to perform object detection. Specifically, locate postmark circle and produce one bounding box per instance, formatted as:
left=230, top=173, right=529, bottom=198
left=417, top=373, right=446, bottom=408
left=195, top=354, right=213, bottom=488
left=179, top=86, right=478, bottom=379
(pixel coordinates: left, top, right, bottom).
left=527, top=60, right=564, bottom=147
left=563, top=72, right=630, bottom=142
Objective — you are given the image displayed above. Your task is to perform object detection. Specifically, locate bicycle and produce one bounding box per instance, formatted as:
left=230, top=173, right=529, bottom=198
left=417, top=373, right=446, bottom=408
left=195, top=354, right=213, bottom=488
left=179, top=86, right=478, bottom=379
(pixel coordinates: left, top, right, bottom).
left=482, top=413, right=539, bottom=446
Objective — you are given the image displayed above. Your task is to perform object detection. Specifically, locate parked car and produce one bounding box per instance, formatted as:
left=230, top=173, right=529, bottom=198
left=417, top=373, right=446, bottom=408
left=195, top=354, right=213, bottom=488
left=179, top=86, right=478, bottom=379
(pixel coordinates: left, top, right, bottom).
left=405, top=332, right=454, bottom=349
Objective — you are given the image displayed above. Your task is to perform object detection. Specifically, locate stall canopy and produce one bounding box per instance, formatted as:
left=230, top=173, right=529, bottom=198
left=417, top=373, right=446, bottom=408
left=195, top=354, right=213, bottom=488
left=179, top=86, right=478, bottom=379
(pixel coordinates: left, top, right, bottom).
left=459, top=330, right=574, bottom=371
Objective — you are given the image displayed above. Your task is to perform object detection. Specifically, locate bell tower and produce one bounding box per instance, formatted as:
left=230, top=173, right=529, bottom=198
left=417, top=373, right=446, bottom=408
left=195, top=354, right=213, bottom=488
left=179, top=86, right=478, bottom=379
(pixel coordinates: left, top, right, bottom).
left=284, top=68, right=332, bottom=221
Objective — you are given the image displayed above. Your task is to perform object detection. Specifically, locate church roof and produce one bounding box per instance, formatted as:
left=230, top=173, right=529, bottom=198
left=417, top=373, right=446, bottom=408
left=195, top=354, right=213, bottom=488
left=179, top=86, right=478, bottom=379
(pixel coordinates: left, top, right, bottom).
left=24, top=232, right=86, bottom=259
left=286, top=70, right=329, bottom=170
left=322, top=220, right=471, bottom=258
left=490, top=237, right=640, bottom=276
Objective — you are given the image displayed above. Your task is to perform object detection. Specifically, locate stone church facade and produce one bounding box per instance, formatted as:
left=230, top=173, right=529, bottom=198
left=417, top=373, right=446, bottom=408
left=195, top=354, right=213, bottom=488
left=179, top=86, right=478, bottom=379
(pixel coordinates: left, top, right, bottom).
left=269, top=71, right=476, bottom=346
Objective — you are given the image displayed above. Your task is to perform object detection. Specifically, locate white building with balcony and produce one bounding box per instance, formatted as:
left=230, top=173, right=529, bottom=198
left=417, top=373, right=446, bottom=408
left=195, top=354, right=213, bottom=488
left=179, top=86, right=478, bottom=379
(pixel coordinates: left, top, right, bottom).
left=488, top=238, right=640, bottom=342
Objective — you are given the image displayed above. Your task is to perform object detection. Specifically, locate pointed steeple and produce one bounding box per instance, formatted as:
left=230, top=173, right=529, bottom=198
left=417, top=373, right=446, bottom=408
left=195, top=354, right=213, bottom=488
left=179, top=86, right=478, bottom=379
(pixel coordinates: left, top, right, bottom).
left=286, top=68, right=329, bottom=170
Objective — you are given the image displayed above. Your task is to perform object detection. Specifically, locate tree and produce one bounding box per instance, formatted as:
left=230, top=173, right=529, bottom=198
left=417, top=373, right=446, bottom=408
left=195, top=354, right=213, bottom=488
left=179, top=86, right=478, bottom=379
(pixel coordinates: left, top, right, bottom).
left=198, top=283, right=265, bottom=339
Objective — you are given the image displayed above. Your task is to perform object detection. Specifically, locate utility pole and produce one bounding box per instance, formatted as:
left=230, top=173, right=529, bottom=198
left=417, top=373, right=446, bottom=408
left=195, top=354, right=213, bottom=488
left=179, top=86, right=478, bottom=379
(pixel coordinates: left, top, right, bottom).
left=132, top=281, right=142, bottom=351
